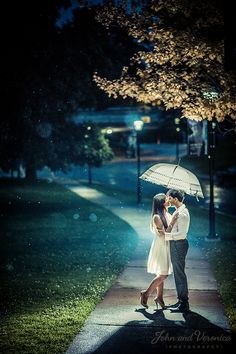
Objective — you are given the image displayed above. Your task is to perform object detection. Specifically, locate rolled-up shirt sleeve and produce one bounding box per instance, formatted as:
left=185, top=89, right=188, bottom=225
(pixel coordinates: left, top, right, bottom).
left=165, top=213, right=190, bottom=240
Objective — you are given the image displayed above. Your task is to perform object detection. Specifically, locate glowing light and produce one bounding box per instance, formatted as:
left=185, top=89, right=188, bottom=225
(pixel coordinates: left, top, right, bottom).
left=133, top=120, right=144, bottom=131
left=141, top=116, right=151, bottom=123
left=175, top=118, right=180, bottom=125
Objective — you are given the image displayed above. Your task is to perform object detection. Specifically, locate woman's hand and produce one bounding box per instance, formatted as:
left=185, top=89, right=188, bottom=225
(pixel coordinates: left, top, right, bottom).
left=156, top=227, right=165, bottom=236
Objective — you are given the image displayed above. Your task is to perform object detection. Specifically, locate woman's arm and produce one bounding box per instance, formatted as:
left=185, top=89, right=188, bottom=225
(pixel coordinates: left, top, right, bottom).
left=153, top=215, right=165, bottom=235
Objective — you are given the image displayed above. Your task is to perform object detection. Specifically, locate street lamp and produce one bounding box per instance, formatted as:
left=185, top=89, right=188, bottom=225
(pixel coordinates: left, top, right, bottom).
left=134, top=120, right=144, bottom=204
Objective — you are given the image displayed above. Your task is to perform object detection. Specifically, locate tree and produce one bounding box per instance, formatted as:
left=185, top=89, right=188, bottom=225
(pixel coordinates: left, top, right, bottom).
left=94, top=0, right=236, bottom=126
left=71, top=122, right=114, bottom=184
left=0, top=4, right=138, bottom=179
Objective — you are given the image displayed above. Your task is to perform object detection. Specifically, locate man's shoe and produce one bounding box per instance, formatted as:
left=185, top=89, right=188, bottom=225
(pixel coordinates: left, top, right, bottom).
left=166, top=301, right=180, bottom=309
left=169, top=302, right=190, bottom=312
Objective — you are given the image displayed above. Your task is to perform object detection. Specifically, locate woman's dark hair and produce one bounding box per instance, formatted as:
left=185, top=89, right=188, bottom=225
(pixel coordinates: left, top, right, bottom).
left=151, top=193, right=168, bottom=229
left=167, top=189, right=185, bottom=202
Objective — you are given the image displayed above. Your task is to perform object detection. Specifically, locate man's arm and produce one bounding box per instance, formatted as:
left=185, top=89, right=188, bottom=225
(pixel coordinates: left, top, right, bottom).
left=165, top=213, right=189, bottom=241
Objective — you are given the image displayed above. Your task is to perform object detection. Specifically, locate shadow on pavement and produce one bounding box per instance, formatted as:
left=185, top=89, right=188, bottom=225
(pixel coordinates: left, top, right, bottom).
left=93, top=309, right=234, bottom=354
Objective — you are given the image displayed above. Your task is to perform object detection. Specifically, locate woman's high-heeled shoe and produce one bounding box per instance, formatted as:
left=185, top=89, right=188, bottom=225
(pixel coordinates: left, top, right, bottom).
left=154, top=297, right=166, bottom=309
left=140, top=290, right=148, bottom=309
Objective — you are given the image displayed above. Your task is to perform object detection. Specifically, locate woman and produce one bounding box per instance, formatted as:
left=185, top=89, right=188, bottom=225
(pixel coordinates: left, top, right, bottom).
left=140, top=193, right=178, bottom=309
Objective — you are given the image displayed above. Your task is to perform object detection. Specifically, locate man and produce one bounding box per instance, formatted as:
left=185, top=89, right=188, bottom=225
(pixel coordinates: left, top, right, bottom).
left=165, top=189, right=190, bottom=312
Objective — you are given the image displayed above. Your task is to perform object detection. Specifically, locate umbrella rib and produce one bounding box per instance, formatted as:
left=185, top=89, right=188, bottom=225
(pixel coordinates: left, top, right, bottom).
left=167, top=165, right=179, bottom=186
left=143, top=170, right=201, bottom=186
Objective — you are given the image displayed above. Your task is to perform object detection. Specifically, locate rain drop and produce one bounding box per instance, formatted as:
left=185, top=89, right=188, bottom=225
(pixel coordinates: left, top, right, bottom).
left=89, top=213, right=98, bottom=222
left=5, top=263, right=14, bottom=272
left=36, top=122, right=52, bottom=138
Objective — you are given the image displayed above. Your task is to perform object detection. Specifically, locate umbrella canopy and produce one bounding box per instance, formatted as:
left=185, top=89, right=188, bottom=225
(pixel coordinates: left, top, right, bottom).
left=140, top=163, right=204, bottom=198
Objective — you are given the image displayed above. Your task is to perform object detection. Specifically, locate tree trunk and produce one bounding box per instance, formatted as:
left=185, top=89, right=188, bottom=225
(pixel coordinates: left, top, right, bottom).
left=25, top=161, right=37, bottom=180
left=88, top=165, right=92, bottom=185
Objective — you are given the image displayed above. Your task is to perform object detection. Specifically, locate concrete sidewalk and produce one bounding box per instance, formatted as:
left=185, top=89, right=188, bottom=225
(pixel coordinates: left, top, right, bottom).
left=65, top=185, right=233, bottom=354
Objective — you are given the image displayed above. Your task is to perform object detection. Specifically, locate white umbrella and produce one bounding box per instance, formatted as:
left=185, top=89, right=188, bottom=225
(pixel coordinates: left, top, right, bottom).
left=140, top=163, right=204, bottom=199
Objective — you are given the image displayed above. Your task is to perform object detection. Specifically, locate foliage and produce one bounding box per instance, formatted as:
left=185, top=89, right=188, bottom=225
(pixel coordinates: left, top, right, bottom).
left=0, top=119, right=113, bottom=179
left=94, top=0, right=236, bottom=124
left=70, top=122, right=114, bottom=168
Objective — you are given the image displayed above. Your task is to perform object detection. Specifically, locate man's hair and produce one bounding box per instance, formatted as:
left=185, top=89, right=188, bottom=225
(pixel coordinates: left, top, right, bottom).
left=167, top=189, right=185, bottom=202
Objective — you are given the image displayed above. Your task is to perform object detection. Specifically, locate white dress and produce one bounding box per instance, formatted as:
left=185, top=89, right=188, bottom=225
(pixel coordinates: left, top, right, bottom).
left=147, top=213, right=173, bottom=276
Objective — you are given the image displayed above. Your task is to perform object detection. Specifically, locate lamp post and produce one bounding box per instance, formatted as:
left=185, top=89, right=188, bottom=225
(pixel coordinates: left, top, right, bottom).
left=205, top=118, right=220, bottom=241
left=202, top=90, right=220, bottom=241
left=134, top=120, right=144, bottom=204
left=175, top=118, right=181, bottom=162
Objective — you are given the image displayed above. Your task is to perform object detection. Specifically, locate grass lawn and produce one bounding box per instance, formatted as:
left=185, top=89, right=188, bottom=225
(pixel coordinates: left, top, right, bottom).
left=0, top=179, right=138, bottom=354
left=90, top=182, right=236, bottom=332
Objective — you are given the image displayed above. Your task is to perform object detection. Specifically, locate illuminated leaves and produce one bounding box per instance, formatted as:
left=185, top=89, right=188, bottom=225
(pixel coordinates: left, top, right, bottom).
left=94, top=0, right=236, bottom=122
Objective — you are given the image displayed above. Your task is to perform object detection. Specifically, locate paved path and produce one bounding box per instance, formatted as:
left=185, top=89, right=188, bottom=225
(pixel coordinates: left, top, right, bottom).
left=65, top=185, right=233, bottom=354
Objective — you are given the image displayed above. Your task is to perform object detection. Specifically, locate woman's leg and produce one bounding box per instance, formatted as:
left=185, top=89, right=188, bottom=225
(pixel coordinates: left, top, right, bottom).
left=145, top=275, right=167, bottom=297
left=156, top=281, right=164, bottom=301
left=140, top=275, right=168, bottom=307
